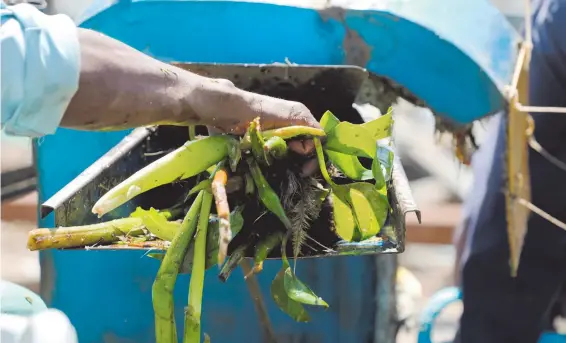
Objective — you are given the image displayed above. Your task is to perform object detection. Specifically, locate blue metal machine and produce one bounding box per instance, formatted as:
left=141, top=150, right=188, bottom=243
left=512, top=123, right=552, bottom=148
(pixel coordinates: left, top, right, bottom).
left=35, top=1, right=519, bottom=342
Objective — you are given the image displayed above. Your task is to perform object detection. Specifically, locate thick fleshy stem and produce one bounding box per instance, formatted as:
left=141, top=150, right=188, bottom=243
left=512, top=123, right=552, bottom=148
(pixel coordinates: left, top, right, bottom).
left=184, top=191, right=213, bottom=343
left=152, top=192, right=204, bottom=343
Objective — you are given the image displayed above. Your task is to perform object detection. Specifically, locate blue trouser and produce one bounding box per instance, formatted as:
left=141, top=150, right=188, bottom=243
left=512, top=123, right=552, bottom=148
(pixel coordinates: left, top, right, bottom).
left=456, top=1, right=566, bottom=342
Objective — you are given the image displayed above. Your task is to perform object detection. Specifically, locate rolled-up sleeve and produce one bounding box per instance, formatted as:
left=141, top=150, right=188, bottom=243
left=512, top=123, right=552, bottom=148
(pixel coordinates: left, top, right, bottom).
left=1, top=2, right=80, bottom=137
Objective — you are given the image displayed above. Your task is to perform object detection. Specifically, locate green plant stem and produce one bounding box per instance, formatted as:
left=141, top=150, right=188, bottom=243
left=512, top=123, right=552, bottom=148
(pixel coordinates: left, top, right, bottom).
left=27, top=218, right=145, bottom=251
left=153, top=191, right=204, bottom=343
left=184, top=191, right=213, bottom=343
left=189, top=125, right=196, bottom=141
left=314, top=138, right=335, bottom=186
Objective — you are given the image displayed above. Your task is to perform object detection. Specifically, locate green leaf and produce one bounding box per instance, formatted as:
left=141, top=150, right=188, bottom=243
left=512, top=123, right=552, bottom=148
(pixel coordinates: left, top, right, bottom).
left=360, top=107, right=393, bottom=140
left=330, top=190, right=356, bottom=241
left=283, top=268, right=328, bottom=308
left=320, top=110, right=340, bottom=133
left=324, top=122, right=376, bottom=158
left=326, top=151, right=373, bottom=181
left=130, top=207, right=180, bottom=241
left=332, top=183, right=389, bottom=241
left=270, top=260, right=311, bottom=322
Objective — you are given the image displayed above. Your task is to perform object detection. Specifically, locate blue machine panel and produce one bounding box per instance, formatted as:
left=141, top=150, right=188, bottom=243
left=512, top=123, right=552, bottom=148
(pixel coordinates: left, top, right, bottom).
left=36, top=1, right=519, bottom=342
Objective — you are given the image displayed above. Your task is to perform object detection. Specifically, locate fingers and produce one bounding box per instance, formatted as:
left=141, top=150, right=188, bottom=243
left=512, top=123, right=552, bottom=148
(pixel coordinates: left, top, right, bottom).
left=288, top=139, right=315, bottom=155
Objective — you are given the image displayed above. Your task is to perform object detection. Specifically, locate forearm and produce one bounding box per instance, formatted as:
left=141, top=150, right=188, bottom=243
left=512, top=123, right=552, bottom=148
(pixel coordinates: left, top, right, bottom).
left=62, top=28, right=201, bottom=130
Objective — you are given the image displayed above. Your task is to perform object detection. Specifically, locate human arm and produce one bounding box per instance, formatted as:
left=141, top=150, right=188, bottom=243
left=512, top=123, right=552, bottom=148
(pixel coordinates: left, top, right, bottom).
left=1, top=3, right=319, bottom=153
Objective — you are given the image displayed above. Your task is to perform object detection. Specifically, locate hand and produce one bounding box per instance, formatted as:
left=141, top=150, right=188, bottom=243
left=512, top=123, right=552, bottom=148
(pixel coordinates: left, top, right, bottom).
left=192, top=78, right=321, bottom=155
left=62, top=29, right=320, bottom=157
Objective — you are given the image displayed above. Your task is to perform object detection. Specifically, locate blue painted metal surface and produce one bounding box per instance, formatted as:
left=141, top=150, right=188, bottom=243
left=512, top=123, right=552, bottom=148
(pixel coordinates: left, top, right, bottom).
left=36, top=1, right=520, bottom=342
left=417, top=287, right=566, bottom=343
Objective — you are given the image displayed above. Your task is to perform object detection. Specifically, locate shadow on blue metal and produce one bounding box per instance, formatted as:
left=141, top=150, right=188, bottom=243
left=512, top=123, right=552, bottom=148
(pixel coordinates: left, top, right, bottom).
left=36, top=1, right=519, bottom=342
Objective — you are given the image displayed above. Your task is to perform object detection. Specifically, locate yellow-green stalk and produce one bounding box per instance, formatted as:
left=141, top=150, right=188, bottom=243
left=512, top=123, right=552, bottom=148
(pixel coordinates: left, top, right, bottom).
left=184, top=191, right=213, bottom=343
left=92, top=136, right=236, bottom=217
left=27, top=218, right=145, bottom=251
left=152, top=192, right=204, bottom=343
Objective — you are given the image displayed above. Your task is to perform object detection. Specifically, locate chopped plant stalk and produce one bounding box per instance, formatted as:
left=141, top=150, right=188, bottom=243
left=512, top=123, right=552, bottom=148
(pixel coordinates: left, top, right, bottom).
left=27, top=218, right=145, bottom=251
left=248, top=118, right=271, bottom=165
left=184, top=191, right=213, bottom=343
left=245, top=232, right=284, bottom=278
left=211, top=168, right=231, bottom=266
left=189, top=180, right=212, bottom=196
left=188, top=126, right=196, bottom=141
left=218, top=243, right=247, bottom=283
left=244, top=173, right=255, bottom=195
left=247, top=157, right=292, bottom=230
left=130, top=207, right=181, bottom=242
left=153, top=191, right=204, bottom=343
left=92, top=135, right=236, bottom=217
left=263, top=136, right=288, bottom=160
left=204, top=333, right=211, bottom=343
left=227, top=137, right=242, bottom=173
left=240, top=125, right=326, bottom=150
left=262, top=126, right=326, bottom=140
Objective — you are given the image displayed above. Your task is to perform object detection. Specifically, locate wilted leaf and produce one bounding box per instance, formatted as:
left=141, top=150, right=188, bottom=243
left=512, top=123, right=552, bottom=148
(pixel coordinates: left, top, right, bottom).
left=270, top=260, right=311, bottom=322
left=283, top=268, right=328, bottom=308
left=130, top=207, right=180, bottom=241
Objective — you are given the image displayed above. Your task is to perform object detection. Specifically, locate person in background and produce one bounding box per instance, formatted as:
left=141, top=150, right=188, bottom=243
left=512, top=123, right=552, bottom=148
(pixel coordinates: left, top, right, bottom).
left=0, top=2, right=320, bottom=342
left=454, top=0, right=566, bottom=342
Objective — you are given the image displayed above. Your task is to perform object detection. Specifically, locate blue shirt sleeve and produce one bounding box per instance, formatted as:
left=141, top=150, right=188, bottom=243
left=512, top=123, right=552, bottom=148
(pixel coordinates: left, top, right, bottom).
left=1, top=2, right=80, bottom=137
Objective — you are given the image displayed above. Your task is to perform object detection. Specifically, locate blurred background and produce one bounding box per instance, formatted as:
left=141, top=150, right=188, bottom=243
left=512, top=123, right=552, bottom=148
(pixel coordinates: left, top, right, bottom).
left=0, top=1, right=524, bottom=342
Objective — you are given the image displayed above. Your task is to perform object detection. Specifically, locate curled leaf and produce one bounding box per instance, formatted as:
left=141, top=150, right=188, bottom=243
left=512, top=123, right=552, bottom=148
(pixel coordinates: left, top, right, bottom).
left=270, top=259, right=311, bottom=323
left=283, top=268, right=328, bottom=308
